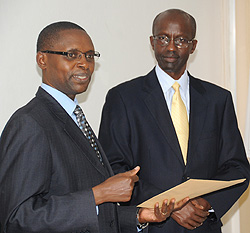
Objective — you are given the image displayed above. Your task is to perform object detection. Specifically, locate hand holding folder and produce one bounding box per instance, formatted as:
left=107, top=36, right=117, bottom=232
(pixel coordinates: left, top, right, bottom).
left=138, top=178, right=246, bottom=208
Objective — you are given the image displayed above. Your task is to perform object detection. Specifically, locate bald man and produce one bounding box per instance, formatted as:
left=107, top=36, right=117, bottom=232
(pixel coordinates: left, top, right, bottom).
left=99, top=9, right=250, bottom=233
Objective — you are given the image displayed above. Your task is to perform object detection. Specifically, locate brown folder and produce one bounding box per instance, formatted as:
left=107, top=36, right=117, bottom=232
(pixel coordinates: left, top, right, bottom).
left=137, top=178, right=246, bottom=208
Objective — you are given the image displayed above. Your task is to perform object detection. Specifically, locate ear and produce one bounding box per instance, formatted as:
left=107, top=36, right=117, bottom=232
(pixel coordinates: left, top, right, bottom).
left=190, top=39, right=198, bottom=54
left=36, top=51, right=47, bottom=70
left=150, top=36, right=155, bottom=51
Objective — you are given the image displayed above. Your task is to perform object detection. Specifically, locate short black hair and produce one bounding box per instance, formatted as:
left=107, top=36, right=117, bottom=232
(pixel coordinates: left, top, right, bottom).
left=36, top=21, right=86, bottom=52
left=152, top=9, right=196, bottom=39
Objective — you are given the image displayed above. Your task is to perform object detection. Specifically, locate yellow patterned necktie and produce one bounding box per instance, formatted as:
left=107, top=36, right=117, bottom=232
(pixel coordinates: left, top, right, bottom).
left=171, top=82, right=189, bottom=164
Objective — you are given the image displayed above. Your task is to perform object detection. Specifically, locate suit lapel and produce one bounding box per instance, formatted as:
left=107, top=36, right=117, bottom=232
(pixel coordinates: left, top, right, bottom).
left=64, top=119, right=110, bottom=177
left=188, top=76, right=208, bottom=164
left=143, top=69, right=184, bottom=164
left=36, top=87, right=109, bottom=177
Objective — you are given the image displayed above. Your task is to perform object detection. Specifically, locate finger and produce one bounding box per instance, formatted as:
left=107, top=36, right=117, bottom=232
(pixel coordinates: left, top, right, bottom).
left=159, top=199, right=175, bottom=218
left=125, top=166, right=140, bottom=183
left=175, top=197, right=189, bottom=209
left=167, top=198, right=175, bottom=212
left=185, top=205, right=208, bottom=219
left=154, top=202, right=161, bottom=216
left=125, top=166, right=140, bottom=176
left=187, top=218, right=205, bottom=228
left=193, top=215, right=207, bottom=223
left=191, top=199, right=204, bottom=210
left=163, top=199, right=175, bottom=218
left=191, top=205, right=209, bottom=218
left=160, top=199, right=169, bottom=215
left=130, top=173, right=139, bottom=183
left=195, top=209, right=210, bottom=218
left=190, top=223, right=203, bottom=230
left=187, top=211, right=207, bottom=224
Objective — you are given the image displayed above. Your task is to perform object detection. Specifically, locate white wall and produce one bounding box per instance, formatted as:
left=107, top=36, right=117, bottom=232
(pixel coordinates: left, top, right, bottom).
left=0, top=1, right=240, bottom=232
left=0, top=0, right=225, bottom=133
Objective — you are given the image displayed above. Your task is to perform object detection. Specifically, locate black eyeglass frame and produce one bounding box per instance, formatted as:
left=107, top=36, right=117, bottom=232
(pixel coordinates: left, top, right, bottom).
left=40, top=50, right=101, bottom=61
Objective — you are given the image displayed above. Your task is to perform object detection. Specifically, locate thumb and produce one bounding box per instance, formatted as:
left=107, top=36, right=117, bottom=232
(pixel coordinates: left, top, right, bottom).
left=175, top=197, right=189, bottom=209
left=131, top=166, right=140, bottom=175
left=191, top=199, right=204, bottom=209
left=125, top=166, right=140, bottom=176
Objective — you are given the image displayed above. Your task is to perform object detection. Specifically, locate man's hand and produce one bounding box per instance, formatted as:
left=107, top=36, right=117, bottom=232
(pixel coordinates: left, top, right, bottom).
left=92, top=166, right=140, bottom=205
left=138, top=197, right=189, bottom=223
left=191, top=197, right=211, bottom=211
left=171, top=197, right=210, bottom=230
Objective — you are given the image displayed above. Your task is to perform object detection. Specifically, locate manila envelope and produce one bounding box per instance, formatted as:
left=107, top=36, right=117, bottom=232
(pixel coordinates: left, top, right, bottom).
left=137, top=178, right=246, bottom=208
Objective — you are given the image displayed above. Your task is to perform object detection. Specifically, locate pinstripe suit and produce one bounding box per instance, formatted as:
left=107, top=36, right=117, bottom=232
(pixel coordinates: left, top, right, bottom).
left=0, top=87, right=136, bottom=233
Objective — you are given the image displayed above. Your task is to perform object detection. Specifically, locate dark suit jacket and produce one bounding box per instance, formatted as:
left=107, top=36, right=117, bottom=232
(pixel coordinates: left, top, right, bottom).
left=99, top=68, right=250, bottom=233
left=0, top=87, right=136, bottom=233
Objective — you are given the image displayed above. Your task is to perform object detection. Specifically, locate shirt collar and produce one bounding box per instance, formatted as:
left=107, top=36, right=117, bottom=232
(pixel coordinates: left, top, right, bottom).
left=155, top=64, right=189, bottom=94
left=41, top=83, right=78, bottom=117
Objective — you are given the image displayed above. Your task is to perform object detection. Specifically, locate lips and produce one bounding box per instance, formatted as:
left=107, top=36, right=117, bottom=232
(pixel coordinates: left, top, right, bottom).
left=164, top=56, right=178, bottom=63
left=72, top=73, right=90, bottom=82
left=163, top=52, right=179, bottom=63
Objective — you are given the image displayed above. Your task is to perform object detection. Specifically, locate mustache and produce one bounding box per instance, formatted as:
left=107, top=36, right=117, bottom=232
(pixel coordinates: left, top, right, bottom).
left=163, top=51, right=179, bottom=58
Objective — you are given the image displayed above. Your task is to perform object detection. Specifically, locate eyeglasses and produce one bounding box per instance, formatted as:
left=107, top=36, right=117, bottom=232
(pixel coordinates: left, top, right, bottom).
left=152, top=35, right=194, bottom=48
left=41, top=49, right=101, bottom=62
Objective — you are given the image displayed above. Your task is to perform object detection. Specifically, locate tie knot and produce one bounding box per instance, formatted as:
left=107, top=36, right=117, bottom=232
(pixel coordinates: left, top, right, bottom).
left=172, top=82, right=180, bottom=92
left=74, top=105, right=84, bottom=117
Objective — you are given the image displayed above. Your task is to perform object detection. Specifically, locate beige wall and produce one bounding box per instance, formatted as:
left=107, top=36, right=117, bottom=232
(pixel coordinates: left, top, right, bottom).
left=0, top=0, right=249, bottom=232
left=236, top=0, right=250, bottom=135
left=0, top=0, right=230, bottom=134
left=236, top=1, right=250, bottom=233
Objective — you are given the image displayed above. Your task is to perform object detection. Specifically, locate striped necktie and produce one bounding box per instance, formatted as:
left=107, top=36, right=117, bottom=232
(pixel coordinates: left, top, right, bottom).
left=171, top=82, right=189, bottom=164
left=74, top=105, right=104, bottom=166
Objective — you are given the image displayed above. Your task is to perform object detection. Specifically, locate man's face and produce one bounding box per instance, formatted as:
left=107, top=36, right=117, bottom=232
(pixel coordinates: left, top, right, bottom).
left=150, top=13, right=197, bottom=80
left=37, top=29, right=95, bottom=100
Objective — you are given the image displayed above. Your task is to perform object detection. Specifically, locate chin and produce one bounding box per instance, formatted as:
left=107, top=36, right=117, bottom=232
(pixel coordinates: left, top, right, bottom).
left=78, top=86, right=89, bottom=94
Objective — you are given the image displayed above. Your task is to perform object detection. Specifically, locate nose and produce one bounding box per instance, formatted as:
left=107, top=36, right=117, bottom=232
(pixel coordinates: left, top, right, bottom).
left=77, top=55, right=90, bottom=70
left=166, top=38, right=177, bottom=51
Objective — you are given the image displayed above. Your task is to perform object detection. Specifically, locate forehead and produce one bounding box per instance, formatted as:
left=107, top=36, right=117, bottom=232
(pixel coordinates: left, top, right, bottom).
left=53, top=29, right=94, bottom=51
left=154, top=13, right=193, bottom=36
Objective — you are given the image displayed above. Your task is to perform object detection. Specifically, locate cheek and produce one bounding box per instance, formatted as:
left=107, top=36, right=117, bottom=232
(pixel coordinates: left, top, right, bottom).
left=89, top=63, right=95, bottom=73
left=59, top=63, right=76, bottom=79
left=154, top=46, right=165, bottom=59
left=51, top=60, right=72, bottom=75
left=63, top=62, right=74, bottom=72
left=86, top=64, right=95, bottom=77
left=179, top=51, right=190, bottom=62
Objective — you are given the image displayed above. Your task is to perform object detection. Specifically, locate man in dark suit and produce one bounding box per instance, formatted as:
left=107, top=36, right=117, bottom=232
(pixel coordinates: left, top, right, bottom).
left=0, top=21, right=186, bottom=233
left=99, top=9, right=250, bottom=233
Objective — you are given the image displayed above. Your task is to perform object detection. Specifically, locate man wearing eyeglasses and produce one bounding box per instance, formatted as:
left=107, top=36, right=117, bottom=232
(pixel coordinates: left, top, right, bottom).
left=0, top=21, right=189, bottom=233
left=99, top=9, right=250, bottom=233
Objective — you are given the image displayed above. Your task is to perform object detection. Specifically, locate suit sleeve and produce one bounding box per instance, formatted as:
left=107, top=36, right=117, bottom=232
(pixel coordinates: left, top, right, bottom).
left=99, top=89, right=163, bottom=205
left=0, top=114, right=99, bottom=233
left=202, top=92, right=250, bottom=219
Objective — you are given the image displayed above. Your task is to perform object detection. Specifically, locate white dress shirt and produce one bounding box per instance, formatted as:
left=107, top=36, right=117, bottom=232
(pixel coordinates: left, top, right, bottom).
left=155, top=65, right=190, bottom=120
left=41, top=83, right=79, bottom=124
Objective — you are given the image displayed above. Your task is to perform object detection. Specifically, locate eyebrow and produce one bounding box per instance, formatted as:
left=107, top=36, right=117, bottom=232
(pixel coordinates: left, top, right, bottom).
left=67, top=49, right=95, bottom=53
